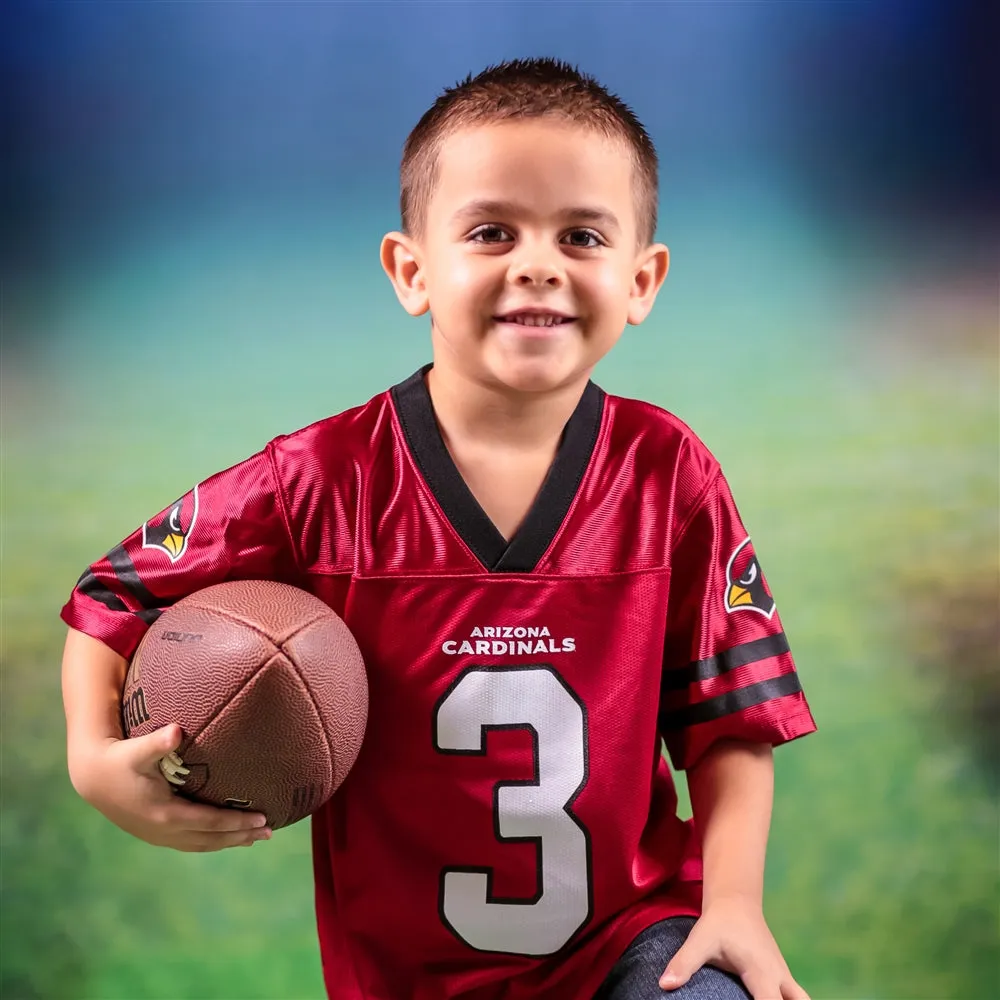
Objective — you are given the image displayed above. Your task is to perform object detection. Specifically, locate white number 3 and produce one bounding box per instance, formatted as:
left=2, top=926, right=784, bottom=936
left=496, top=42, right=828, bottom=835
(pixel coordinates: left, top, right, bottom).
left=433, top=666, right=592, bottom=955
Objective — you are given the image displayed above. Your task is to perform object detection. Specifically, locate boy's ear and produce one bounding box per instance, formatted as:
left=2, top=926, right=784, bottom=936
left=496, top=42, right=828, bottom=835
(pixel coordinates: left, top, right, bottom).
left=380, top=232, right=429, bottom=317
left=626, top=243, right=670, bottom=326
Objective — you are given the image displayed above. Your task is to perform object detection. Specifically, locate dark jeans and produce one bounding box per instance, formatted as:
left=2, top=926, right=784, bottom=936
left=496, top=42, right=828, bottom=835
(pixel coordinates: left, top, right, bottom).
left=593, top=918, right=751, bottom=1000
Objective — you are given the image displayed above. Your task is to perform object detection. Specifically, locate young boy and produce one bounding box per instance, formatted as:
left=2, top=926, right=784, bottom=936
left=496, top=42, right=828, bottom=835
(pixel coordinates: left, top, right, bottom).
left=61, top=59, right=816, bottom=1000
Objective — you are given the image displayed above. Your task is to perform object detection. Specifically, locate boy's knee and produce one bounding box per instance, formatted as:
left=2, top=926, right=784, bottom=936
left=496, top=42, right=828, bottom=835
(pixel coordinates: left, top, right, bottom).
left=595, top=918, right=750, bottom=1000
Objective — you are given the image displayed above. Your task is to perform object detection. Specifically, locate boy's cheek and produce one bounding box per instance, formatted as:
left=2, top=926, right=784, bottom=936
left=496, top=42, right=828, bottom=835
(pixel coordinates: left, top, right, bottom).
left=431, top=254, right=481, bottom=294
left=605, top=260, right=637, bottom=294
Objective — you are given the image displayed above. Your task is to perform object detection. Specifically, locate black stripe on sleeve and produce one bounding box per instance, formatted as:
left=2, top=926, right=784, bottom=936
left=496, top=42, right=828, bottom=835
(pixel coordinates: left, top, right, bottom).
left=75, top=570, right=130, bottom=613
left=106, top=545, right=164, bottom=610
left=660, top=672, right=803, bottom=730
left=75, top=566, right=168, bottom=625
left=662, top=632, right=790, bottom=692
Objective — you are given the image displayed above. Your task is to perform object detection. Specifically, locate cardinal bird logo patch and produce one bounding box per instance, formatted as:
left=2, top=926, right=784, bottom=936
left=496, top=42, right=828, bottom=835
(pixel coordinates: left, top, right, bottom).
left=724, top=536, right=776, bottom=618
left=142, top=486, right=199, bottom=563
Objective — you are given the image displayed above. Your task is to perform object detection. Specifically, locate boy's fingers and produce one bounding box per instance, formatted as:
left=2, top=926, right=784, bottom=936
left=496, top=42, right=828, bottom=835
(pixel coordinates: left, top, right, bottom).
left=180, top=829, right=271, bottom=853
left=658, top=936, right=708, bottom=990
left=782, top=978, right=810, bottom=1000
left=741, top=968, right=783, bottom=1000
left=167, top=798, right=269, bottom=833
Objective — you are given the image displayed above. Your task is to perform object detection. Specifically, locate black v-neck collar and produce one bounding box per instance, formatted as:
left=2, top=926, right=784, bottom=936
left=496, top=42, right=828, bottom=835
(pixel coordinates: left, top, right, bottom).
left=390, top=365, right=605, bottom=573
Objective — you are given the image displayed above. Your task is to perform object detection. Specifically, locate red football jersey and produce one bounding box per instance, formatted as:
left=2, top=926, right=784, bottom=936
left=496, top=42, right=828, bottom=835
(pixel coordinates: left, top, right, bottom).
left=62, top=367, right=816, bottom=1000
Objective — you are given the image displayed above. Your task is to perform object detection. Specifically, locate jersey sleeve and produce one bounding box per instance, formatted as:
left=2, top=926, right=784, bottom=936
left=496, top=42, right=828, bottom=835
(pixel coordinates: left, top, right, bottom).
left=659, top=469, right=816, bottom=770
left=60, top=443, right=301, bottom=660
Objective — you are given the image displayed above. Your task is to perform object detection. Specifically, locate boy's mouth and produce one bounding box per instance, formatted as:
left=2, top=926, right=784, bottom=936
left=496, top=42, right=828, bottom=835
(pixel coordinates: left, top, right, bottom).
left=494, top=310, right=575, bottom=328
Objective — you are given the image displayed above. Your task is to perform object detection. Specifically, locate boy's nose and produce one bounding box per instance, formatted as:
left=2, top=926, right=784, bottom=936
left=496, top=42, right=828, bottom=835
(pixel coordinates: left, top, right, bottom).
left=507, top=247, right=565, bottom=287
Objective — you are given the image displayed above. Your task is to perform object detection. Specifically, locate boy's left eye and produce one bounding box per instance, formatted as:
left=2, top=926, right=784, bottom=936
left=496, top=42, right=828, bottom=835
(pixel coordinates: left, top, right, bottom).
left=562, top=230, right=603, bottom=248
left=469, top=225, right=511, bottom=244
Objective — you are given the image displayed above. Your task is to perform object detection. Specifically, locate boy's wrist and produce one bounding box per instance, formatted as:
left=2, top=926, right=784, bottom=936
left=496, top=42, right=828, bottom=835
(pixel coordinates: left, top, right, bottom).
left=701, top=886, right=765, bottom=912
left=67, top=734, right=119, bottom=797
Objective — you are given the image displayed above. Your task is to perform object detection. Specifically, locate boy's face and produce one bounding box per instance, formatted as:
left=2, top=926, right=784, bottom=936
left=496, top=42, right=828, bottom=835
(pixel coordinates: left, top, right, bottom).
left=382, top=119, right=668, bottom=396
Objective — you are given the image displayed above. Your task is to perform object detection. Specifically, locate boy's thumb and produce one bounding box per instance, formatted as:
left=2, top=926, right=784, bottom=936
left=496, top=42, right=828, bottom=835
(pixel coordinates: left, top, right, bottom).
left=134, top=723, right=182, bottom=763
left=658, top=941, right=700, bottom=990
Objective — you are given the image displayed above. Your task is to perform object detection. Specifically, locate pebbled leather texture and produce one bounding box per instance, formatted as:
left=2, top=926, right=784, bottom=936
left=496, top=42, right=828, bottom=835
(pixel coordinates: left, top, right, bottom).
left=122, top=580, right=369, bottom=829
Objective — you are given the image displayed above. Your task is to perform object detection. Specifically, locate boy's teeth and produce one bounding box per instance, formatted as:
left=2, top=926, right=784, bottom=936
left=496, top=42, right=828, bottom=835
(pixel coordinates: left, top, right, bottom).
left=507, top=315, right=562, bottom=326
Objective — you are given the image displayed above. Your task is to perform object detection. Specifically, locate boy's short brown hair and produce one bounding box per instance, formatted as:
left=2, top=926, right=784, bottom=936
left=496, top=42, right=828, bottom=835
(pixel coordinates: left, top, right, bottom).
left=400, top=58, right=660, bottom=246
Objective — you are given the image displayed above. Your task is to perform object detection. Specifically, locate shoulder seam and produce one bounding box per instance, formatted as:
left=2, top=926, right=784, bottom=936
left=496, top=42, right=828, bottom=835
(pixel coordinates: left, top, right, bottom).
left=265, top=440, right=307, bottom=577
left=671, top=465, right=722, bottom=554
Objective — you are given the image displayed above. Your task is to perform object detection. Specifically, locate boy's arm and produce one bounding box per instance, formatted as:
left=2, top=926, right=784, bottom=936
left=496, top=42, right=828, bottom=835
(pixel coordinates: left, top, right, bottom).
left=62, top=627, right=272, bottom=851
left=62, top=628, right=128, bottom=793
left=60, top=446, right=299, bottom=850
left=689, top=737, right=773, bottom=909
left=659, top=739, right=809, bottom=1000
left=656, top=465, right=816, bottom=997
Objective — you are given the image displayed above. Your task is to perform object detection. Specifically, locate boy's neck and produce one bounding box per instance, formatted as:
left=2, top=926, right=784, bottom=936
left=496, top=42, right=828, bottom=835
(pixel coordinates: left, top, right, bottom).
left=425, top=363, right=590, bottom=454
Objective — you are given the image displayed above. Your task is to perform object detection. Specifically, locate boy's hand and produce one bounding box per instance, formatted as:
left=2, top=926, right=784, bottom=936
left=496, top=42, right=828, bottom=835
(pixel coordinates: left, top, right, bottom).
left=659, top=897, right=809, bottom=1000
left=71, top=723, right=272, bottom=852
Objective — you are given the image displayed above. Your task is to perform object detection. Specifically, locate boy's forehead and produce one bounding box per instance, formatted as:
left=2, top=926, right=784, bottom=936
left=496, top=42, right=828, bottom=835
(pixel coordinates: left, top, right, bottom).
left=428, top=120, right=636, bottom=226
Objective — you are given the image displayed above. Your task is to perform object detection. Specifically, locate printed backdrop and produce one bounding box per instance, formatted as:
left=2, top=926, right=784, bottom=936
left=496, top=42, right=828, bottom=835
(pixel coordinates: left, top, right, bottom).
left=3, top=3, right=996, bottom=998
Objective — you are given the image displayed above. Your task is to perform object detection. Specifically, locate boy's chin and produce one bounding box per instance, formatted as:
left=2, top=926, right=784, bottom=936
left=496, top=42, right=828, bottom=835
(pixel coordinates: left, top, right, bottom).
left=485, top=356, right=587, bottom=396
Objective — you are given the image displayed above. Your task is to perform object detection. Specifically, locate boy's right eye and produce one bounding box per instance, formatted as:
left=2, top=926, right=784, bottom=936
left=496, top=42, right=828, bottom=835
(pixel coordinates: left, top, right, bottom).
left=468, top=225, right=511, bottom=244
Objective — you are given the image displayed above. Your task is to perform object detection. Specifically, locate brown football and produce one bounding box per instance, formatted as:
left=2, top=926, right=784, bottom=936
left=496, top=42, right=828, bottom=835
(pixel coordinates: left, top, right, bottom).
left=121, top=580, right=368, bottom=829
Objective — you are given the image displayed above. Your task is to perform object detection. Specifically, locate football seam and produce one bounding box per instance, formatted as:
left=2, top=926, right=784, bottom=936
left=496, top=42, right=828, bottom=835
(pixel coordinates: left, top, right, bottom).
left=185, top=647, right=327, bottom=830
left=279, top=637, right=339, bottom=787
left=184, top=602, right=332, bottom=648
left=163, top=605, right=292, bottom=745
left=169, top=603, right=341, bottom=794
left=185, top=648, right=288, bottom=748
left=182, top=645, right=333, bottom=826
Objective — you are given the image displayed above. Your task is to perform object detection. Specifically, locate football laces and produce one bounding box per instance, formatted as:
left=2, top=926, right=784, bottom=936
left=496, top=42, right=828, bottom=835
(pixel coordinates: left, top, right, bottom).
left=159, top=750, right=190, bottom=786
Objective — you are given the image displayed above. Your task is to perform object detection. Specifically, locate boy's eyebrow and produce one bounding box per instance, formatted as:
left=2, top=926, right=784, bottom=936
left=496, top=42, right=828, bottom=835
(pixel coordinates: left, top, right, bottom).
left=451, top=199, right=621, bottom=232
